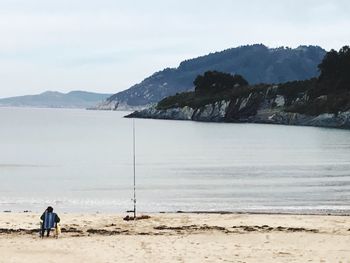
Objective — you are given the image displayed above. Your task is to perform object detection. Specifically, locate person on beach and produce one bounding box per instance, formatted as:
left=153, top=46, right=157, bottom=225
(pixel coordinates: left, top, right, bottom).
left=40, top=206, right=60, bottom=238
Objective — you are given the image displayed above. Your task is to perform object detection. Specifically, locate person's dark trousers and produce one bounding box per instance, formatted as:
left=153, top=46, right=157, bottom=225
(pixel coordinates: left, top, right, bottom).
left=40, top=224, right=51, bottom=238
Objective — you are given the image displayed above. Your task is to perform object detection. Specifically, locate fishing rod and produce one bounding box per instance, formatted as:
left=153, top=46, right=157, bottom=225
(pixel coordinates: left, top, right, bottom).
left=132, top=118, right=136, bottom=219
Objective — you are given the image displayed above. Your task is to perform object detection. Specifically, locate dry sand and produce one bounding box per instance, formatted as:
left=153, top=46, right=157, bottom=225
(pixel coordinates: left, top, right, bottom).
left=0, top=212, right=349, bottom=263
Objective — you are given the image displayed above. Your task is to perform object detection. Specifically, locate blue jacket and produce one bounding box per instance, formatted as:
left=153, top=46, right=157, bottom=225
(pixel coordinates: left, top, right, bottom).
left=40, top=212, right=60, bottom=229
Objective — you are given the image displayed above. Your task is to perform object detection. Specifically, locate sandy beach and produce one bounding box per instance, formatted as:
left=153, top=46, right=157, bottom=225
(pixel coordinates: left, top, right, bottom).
left=0, top=212, right=349, bottom=262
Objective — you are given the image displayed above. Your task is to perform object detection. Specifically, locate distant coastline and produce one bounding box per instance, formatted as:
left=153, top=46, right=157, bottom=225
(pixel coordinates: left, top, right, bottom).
left=0, top=90, right=112, bottom=109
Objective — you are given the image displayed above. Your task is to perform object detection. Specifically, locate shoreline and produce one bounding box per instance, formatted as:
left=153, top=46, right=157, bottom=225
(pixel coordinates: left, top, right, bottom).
left=2, top=209, right=350, bottom=217
left=174, top=210, right=350, bottom=216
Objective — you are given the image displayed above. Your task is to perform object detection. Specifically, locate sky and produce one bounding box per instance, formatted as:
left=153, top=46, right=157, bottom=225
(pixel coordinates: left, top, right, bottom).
left=0, top=0, right=349, bottom=98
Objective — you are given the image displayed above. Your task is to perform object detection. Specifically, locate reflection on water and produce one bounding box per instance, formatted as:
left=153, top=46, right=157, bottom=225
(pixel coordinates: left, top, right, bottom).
left=0, top=107, right=350, bottom=214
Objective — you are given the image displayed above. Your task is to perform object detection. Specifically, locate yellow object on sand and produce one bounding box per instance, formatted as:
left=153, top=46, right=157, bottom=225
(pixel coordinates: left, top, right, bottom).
left=54, top=224, right=61, bottom=237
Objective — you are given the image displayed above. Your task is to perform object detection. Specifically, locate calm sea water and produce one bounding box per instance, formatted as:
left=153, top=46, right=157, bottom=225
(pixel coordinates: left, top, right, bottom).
left=0, top=107, right=349, bottom=214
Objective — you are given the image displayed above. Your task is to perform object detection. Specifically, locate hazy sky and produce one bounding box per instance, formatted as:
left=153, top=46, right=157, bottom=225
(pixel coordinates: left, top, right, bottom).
left=0, top=0, right=349, bottom=98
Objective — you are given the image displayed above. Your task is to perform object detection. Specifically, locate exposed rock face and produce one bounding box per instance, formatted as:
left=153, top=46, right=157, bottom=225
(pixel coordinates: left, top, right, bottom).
left=126, top=87, right=350, bottom=129
left=131, top=106, right=194, bottom=120
left=91, top=100, right=147, bottom=111
left=192, top=100, right=229, bottom=122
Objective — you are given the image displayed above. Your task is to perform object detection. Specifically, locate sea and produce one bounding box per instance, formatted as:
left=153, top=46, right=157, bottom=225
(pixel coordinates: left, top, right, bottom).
left=0, top=107, right=349, bottom=214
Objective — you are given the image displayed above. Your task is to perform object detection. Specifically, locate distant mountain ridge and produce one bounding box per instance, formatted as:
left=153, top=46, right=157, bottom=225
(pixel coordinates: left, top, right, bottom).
left=98, top=44, right=326, bottom=110
left=0, top=90, right=112, bottom=109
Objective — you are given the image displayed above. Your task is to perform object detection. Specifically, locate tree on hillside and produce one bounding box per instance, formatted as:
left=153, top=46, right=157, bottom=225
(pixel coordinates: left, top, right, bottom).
left=194, top=71, right=248, bottom=95
left=316, top=46, right=350, bottom=95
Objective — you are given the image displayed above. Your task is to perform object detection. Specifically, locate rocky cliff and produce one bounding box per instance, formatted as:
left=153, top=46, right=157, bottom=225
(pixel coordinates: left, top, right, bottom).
left=126, top=86, right=350, bottom=129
